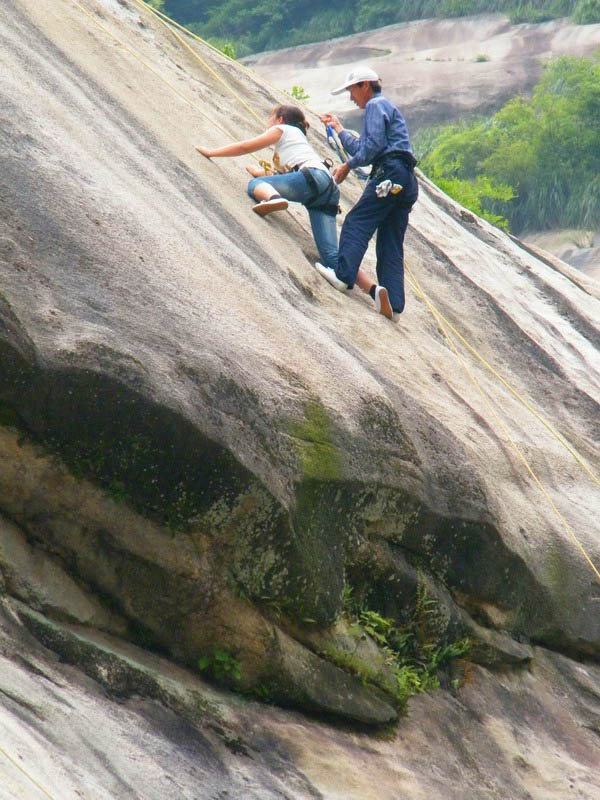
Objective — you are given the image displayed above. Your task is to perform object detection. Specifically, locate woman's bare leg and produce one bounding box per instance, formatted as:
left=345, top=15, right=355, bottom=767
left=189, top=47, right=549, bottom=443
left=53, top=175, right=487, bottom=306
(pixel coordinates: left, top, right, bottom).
left=355, top=267, right=376, bottom=293
left=252, top=182, right=281, bottom=201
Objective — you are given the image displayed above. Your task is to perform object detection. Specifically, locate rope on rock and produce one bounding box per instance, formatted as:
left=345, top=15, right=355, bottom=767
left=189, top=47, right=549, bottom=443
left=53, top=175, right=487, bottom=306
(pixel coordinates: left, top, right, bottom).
left=405, top=264, right=600, bottom=582
left=68, top=0, right=263, bottom=164
left=135, top=0, right=599, bottom=491
left=69, top=0, right=599, bottom=581
left=130, top=0, right=316, bottom=118
left=0, top=745, right=59, bottom=800
left=406, top=262, right=600, bottom=491
left=130, top=0, right=264, bottom=127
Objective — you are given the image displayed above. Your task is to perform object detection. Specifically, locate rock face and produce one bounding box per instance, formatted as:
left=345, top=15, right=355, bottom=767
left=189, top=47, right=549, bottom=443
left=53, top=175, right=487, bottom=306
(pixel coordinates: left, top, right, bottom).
left=524, top=229, right=600, bottom=281
left=245, top=14, right=600, bottom=132
left=0, top=1, right=599, bottom=797
left=1, top=598, right=599, bottom=800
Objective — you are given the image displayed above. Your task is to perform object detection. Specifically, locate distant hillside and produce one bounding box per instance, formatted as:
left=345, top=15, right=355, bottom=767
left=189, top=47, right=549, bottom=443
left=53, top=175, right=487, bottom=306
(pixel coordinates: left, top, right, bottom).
left=161, top=0, right=600, bottom=56
left=245, top=14, right=600, bottom=134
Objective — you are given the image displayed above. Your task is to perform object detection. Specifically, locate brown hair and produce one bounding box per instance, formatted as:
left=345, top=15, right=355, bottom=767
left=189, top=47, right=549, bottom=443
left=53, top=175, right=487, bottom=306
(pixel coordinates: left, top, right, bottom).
left=272, top=105, right=309, bottom=135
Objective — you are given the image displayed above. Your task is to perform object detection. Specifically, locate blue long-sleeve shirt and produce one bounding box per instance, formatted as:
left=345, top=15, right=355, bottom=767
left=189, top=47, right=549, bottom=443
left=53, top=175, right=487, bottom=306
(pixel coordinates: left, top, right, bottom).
left=338, top=94, right=411, bottom=169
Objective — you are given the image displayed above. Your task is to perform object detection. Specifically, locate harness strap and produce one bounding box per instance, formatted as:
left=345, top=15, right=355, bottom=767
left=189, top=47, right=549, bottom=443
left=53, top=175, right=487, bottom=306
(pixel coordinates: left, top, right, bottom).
left=300, top=167, right=340, bottom=217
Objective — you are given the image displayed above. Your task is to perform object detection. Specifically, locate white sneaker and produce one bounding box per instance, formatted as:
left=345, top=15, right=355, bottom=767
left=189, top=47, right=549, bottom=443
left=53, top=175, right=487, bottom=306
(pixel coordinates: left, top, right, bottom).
left=252, top=197, right=288, bottom=216
left=375, top=286, right=393, bottom=320
left=314, top=262, right=348, bottom=291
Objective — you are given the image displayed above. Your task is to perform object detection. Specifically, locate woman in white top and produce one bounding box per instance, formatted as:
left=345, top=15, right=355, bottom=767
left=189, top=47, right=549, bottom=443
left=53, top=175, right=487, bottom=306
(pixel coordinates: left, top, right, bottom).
left=196, top=105, right=339, bottom=271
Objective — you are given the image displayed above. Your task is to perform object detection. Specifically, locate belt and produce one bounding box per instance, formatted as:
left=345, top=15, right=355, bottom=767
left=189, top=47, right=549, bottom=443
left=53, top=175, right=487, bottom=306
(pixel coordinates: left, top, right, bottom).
left=372, top=150, right=417, bottom=172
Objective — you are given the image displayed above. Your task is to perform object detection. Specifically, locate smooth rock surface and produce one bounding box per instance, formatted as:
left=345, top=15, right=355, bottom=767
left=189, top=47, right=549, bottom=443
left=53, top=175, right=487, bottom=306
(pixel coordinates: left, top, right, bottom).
left=0, top=0, right=599, bottom=795
left=525, top=230, right=600, bottom=281
left=1, top=599, right=599, bottom=800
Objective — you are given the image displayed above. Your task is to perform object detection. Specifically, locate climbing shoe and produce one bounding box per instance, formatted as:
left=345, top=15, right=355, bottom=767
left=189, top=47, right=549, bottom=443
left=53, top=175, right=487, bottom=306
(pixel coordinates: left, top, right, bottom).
left=252, top=196, right=289, bottom=216
left=314, top=262, right=348, bottom=291
left=375, top=286, right=393, bottom=319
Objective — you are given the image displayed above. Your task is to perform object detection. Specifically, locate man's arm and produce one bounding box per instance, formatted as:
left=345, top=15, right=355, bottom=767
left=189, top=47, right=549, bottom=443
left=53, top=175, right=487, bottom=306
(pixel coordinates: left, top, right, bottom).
left=339, top=102, right=388, bottom=168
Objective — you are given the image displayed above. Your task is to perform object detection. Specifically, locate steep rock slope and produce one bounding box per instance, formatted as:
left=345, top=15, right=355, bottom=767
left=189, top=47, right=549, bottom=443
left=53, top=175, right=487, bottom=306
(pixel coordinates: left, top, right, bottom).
left=0, top=1, right=599, bottom=797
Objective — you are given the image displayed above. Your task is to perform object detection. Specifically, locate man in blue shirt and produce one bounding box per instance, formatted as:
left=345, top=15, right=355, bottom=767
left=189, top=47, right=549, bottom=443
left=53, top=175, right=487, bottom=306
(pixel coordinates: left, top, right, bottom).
left=317, top=66, right=418, bottom=320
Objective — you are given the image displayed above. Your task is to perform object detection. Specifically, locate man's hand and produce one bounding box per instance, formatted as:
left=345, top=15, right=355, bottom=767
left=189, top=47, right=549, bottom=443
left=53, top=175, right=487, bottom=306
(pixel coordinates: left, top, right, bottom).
left=332, top=162, right=350, bottom=184
left=319, top=113, right=342, bottom=133
left=195, top=146, right=213, bottom=158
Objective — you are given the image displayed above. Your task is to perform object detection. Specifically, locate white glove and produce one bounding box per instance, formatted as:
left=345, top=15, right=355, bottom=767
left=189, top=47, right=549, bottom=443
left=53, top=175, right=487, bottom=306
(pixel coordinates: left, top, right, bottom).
left=375, top=179, right=403, bottom=198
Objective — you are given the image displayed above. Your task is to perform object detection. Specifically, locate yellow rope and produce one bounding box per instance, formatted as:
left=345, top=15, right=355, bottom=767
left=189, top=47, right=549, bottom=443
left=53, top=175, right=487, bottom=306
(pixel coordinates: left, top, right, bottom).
left=405, top=266, right=600, bottom=581
left=0, top=745, right=59, bottom=800
left=135, top=0, right=599, bottom=492
left=130, top=0, right=265, bottom=127
left=133, top=0, right=315, bottom=116
left=406, top=262, right=600, bottom=489
left=68, top=0, right=263, bottom=162
left=69, top=0, right=599, bottom=581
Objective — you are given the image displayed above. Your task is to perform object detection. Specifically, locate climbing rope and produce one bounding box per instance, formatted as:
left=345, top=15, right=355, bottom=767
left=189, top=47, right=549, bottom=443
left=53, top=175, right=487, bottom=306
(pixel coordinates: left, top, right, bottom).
left=69, top=0, right=599, bottom=580
left=0, top=745, right=59, bottom=800
left=129, top=0, right=318, bottom=116
left=68, top=0, right=264, bottom=165
left=130, top=0, right=265, bottom=127
left=405, top=264, right=600, bottom=582
left=407, top=266, right=600, bottom=489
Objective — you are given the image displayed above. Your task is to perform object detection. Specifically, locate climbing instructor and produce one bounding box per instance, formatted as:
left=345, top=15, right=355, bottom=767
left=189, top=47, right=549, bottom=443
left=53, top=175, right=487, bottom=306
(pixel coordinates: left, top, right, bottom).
left=317, top=66, right=418, bottom=320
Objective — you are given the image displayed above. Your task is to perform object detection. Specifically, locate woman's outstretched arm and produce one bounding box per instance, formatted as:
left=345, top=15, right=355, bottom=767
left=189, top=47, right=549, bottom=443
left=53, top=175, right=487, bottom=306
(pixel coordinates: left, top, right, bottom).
left=196, top=127, right=282, bottom=159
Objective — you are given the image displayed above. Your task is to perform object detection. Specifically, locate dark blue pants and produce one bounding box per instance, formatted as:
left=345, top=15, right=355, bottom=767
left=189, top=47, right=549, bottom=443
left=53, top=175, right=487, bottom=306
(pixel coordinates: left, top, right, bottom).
left=336, top=159, right=418, bottom=313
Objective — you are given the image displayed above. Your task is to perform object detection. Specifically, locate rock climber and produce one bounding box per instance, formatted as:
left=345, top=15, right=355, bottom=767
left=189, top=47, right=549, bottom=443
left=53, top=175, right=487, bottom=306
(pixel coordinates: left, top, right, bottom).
left=317, top=66, right=418, bottom=320
left=196, top=105, right=339, bottom=273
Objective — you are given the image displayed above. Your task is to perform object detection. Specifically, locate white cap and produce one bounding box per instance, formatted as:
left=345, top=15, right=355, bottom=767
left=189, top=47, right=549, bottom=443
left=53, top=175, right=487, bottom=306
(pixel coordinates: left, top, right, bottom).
left=331, top=66, right=380, bottom=95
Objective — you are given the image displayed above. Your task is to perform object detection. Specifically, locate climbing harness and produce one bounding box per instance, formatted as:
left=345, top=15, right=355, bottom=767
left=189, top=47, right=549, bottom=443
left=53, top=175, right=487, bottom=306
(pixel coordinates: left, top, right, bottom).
left=299, top=166, right=340, bottom=217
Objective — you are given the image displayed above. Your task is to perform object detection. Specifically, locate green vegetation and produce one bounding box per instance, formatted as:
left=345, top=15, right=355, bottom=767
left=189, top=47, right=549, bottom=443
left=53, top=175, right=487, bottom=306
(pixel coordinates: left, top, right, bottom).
left=343, top=584, right=471, bottom=710
left=288, top=85, right=310, bottom=101
left=198, top=649, right=242, bottom=683
left=208, top=38, right=237, bottom=58
left=573, top=0, right=600, bottom=23
left=290, top=401, right=341, bottom=481
left=162, top=1, right=592, bottom=56
left=417, top=54, right=600, bottom=233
